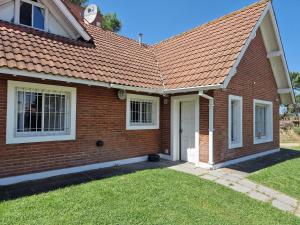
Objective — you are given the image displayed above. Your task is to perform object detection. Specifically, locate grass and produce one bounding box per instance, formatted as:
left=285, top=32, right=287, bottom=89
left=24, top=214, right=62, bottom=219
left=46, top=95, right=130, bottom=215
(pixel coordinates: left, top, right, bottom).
left=249, top=147, right=300, bottom=200
left=0, top=169, right=299, bottom=225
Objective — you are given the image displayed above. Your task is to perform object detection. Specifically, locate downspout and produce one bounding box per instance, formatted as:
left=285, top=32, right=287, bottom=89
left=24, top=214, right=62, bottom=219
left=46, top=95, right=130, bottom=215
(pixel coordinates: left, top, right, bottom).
left=198, top=91, right=214, bottom=168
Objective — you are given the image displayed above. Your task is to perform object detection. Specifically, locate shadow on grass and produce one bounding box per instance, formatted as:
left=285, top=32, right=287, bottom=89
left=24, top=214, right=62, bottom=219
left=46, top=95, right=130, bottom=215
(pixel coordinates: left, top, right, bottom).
left=227, top=148, right=300, bottom=173
left=0, top=160, right=180, bottom=202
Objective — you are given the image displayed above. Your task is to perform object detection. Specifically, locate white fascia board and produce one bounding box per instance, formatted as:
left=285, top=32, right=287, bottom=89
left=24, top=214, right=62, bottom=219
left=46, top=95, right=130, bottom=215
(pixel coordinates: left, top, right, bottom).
left=267, top=50, right=282, bottom=59
left=278, top=88, right=293, bottom=94
left=223, top=2, right=272, bottom=88
left=0, top=67, right=223, bottom=94
left=164, top=84, right=223, bottom=94
left=110, top=84, right=163, bottom=94
left=52, top=0, right=91, bottom=41
left=268, top=6, right=295, bottom=104
left=0, top=67, right=111, bottom=88
left=0, top=67, right=164, bottom=93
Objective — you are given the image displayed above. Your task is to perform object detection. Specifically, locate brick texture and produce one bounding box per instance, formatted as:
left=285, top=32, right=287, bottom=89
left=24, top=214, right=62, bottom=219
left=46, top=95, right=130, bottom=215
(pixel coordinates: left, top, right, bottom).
left=0, top=76, right=163, bottom=178
left=212, top=29, right=280, bottom=163
left=0, top=29, right=280, bottom=177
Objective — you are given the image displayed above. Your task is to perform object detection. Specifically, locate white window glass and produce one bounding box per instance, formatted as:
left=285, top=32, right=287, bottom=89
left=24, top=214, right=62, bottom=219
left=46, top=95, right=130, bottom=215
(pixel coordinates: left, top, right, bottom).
left=127, top=94, right=160, bottom=130
left=253, top=100, right=273, bottom=144
left=255, top=104, right=267, bottom=138
left=228, top=95, right=243, bottom=149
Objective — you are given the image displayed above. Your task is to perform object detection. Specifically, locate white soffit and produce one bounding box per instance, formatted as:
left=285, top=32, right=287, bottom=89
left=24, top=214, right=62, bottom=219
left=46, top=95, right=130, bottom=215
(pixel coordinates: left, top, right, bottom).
left=42, top=0, right=91, bottom=41
left=223, top=2, right=294, bottom=104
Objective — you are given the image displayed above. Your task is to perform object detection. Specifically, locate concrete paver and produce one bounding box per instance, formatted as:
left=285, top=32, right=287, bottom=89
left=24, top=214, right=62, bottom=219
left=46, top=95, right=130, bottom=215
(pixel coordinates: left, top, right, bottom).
left=272, top=199, right=295, bottom=212
left=169, top=163, right=299, bottom=217
left=248, top=190, right=271, bottom=202
left=229, top=183, right=252, bottom=194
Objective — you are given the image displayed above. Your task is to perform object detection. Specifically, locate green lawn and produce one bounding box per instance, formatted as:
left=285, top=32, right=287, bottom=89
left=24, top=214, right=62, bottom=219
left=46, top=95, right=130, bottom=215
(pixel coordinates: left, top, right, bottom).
left=249, top=147, right=300, bottom=200
left=1, top=169, right=299, bottom=225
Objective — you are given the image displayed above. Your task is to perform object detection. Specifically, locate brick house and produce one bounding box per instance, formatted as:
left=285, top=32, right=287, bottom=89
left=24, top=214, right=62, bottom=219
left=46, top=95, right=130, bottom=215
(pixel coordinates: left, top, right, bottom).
left=0, top=0, right=294, bottom=185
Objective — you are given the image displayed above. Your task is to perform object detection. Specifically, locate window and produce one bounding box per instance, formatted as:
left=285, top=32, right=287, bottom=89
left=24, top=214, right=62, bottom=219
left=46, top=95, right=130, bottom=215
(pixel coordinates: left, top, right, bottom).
left=19, top=0, right=45, bottom=30
left=253, top=99, right=273, bottom=144
left=7, top=81, right=77, bottom=144
left=228, top=95, right=243, bottom=149
left=126, top=94, right=160, bottom=130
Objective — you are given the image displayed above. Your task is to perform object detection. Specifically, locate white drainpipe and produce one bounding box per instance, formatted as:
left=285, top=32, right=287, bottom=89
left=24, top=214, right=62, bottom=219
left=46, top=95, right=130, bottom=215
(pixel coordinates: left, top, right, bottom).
left=198, top=91, right=214, bottom=167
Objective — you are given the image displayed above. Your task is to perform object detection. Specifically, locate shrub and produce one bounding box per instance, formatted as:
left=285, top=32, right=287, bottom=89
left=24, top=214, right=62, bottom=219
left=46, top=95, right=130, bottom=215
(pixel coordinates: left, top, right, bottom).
left=293, top=126, right=300, bottom=135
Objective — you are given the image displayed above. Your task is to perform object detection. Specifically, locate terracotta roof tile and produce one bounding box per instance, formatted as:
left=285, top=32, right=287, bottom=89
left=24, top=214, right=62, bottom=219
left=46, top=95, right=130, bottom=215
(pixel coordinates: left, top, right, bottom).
left=152, top=1, right=268, bottom=89
left=0, top=1, right=269, bottom=91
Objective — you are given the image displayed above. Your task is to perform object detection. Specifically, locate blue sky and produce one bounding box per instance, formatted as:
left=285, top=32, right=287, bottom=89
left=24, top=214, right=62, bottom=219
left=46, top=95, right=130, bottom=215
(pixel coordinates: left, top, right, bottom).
left=90, top=0, right=300, bottom=72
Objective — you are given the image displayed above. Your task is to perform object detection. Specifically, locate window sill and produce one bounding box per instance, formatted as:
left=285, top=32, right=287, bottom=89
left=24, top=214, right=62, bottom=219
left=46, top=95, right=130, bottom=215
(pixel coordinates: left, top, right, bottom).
left=254, top=137, right=273, bottom=145
left=6, top=134, right=76, bottom=145
left=126, top=125, right=159, bottom=130
left=229, top=143, right=243, bottom=149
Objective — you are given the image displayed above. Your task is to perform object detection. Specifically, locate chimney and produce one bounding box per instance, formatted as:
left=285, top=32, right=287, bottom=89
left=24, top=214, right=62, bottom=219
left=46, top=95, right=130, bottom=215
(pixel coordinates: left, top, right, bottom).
left=138, top=33, right=143, bottom=45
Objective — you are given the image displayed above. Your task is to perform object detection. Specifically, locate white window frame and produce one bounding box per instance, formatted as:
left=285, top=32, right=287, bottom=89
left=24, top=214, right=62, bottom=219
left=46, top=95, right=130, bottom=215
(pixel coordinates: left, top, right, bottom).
left=253, top=99, right=273, bottom=145
left=6, top=81, right=77, bottom=144
left=14, top=0, right=49, bottom=31
left=126, top=94, right=160, bottom=130
left=228, top=95, right=243, bottom=149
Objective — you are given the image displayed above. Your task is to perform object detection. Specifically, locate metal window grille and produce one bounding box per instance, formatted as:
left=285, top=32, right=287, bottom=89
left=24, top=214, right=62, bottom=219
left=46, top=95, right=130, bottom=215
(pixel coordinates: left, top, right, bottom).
left=15, top=87, right=71, bottom=137
left=130, top=99, right=154, bottom=126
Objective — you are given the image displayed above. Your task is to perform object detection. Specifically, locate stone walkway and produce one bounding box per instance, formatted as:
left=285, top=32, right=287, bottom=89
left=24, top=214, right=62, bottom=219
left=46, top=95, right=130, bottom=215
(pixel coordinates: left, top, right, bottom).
left=169, top=163, right=300, bottom=218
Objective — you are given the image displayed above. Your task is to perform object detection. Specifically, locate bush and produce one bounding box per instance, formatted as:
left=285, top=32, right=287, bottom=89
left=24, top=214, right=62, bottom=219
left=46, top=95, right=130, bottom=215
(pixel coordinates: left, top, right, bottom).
left=293, top=127, right=300, bottom=135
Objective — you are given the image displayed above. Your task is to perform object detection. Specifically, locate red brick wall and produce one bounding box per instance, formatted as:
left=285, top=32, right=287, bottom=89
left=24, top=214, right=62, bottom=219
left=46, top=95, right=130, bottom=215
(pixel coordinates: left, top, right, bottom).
left=199, top=97, right=209, bottom=162
left=160, top=96, right=171, bottom=154
left=213, top=29, right=280, bottom=163
left=0, top=76, right=162, bottom=178
left=0, top=29, right=281, bottom=177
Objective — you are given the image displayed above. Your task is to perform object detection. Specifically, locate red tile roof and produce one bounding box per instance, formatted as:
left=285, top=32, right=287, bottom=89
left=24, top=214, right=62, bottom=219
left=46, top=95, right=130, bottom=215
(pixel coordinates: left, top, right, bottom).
left=0, top=0, right=269, bottom=91
left=152, top=1, right=269, bottom=89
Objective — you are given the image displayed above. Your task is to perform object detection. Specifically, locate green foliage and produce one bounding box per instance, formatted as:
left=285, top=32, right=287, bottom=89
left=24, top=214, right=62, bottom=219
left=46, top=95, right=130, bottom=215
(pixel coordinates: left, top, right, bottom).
left=293, top=126, right=300, bottom=135
left=101, top=13, right=122, bottom=32
left=69, top=0, right=88, bottom=7
left=290, top=71, right=300, bottom=91
left=69, top=0, right=122, bottom=33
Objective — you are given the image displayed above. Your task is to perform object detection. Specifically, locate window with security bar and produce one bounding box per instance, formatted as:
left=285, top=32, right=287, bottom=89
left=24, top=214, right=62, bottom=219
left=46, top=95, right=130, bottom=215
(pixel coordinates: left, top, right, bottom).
left=16, top=89, right=70, bottom=136
left=6, top=81, right=76, bottom=144
left=126, top=94, right=160, bottom=130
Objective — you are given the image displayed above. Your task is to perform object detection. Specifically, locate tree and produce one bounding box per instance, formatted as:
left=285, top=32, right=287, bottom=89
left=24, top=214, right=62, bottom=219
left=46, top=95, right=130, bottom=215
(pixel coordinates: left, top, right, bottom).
left=282, top=72, right=300, bottom=118
left=290, top=72, right=300, bottom=91
left=70, top=0, right=122, bottom=33
left=101, top=13, right=122, bottom=32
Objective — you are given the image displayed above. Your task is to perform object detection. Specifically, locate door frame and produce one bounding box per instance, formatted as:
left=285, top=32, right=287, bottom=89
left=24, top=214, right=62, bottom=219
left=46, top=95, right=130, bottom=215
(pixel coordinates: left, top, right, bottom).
left=170, top=94, right=200, bottom=164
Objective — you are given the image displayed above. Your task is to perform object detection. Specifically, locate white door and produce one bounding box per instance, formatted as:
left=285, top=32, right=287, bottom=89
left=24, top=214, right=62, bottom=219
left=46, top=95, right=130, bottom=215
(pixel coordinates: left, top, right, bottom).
left=180, top=101, right=196, bottom=162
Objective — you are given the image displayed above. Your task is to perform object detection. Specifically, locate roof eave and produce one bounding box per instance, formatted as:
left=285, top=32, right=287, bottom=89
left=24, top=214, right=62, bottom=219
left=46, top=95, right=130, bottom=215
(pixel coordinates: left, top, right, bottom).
left=163, top=84, right=224, bottom=94
left=222, top=2, right=294, bottom=105
left=52, top=0, right=92, bottom=41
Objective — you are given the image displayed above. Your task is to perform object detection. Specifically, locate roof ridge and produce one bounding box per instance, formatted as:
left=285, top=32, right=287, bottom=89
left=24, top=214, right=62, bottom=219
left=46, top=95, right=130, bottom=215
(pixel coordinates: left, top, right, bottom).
left=152, top=0, right=269, bottom=47
left=85, top=23, right=152, bottom=48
